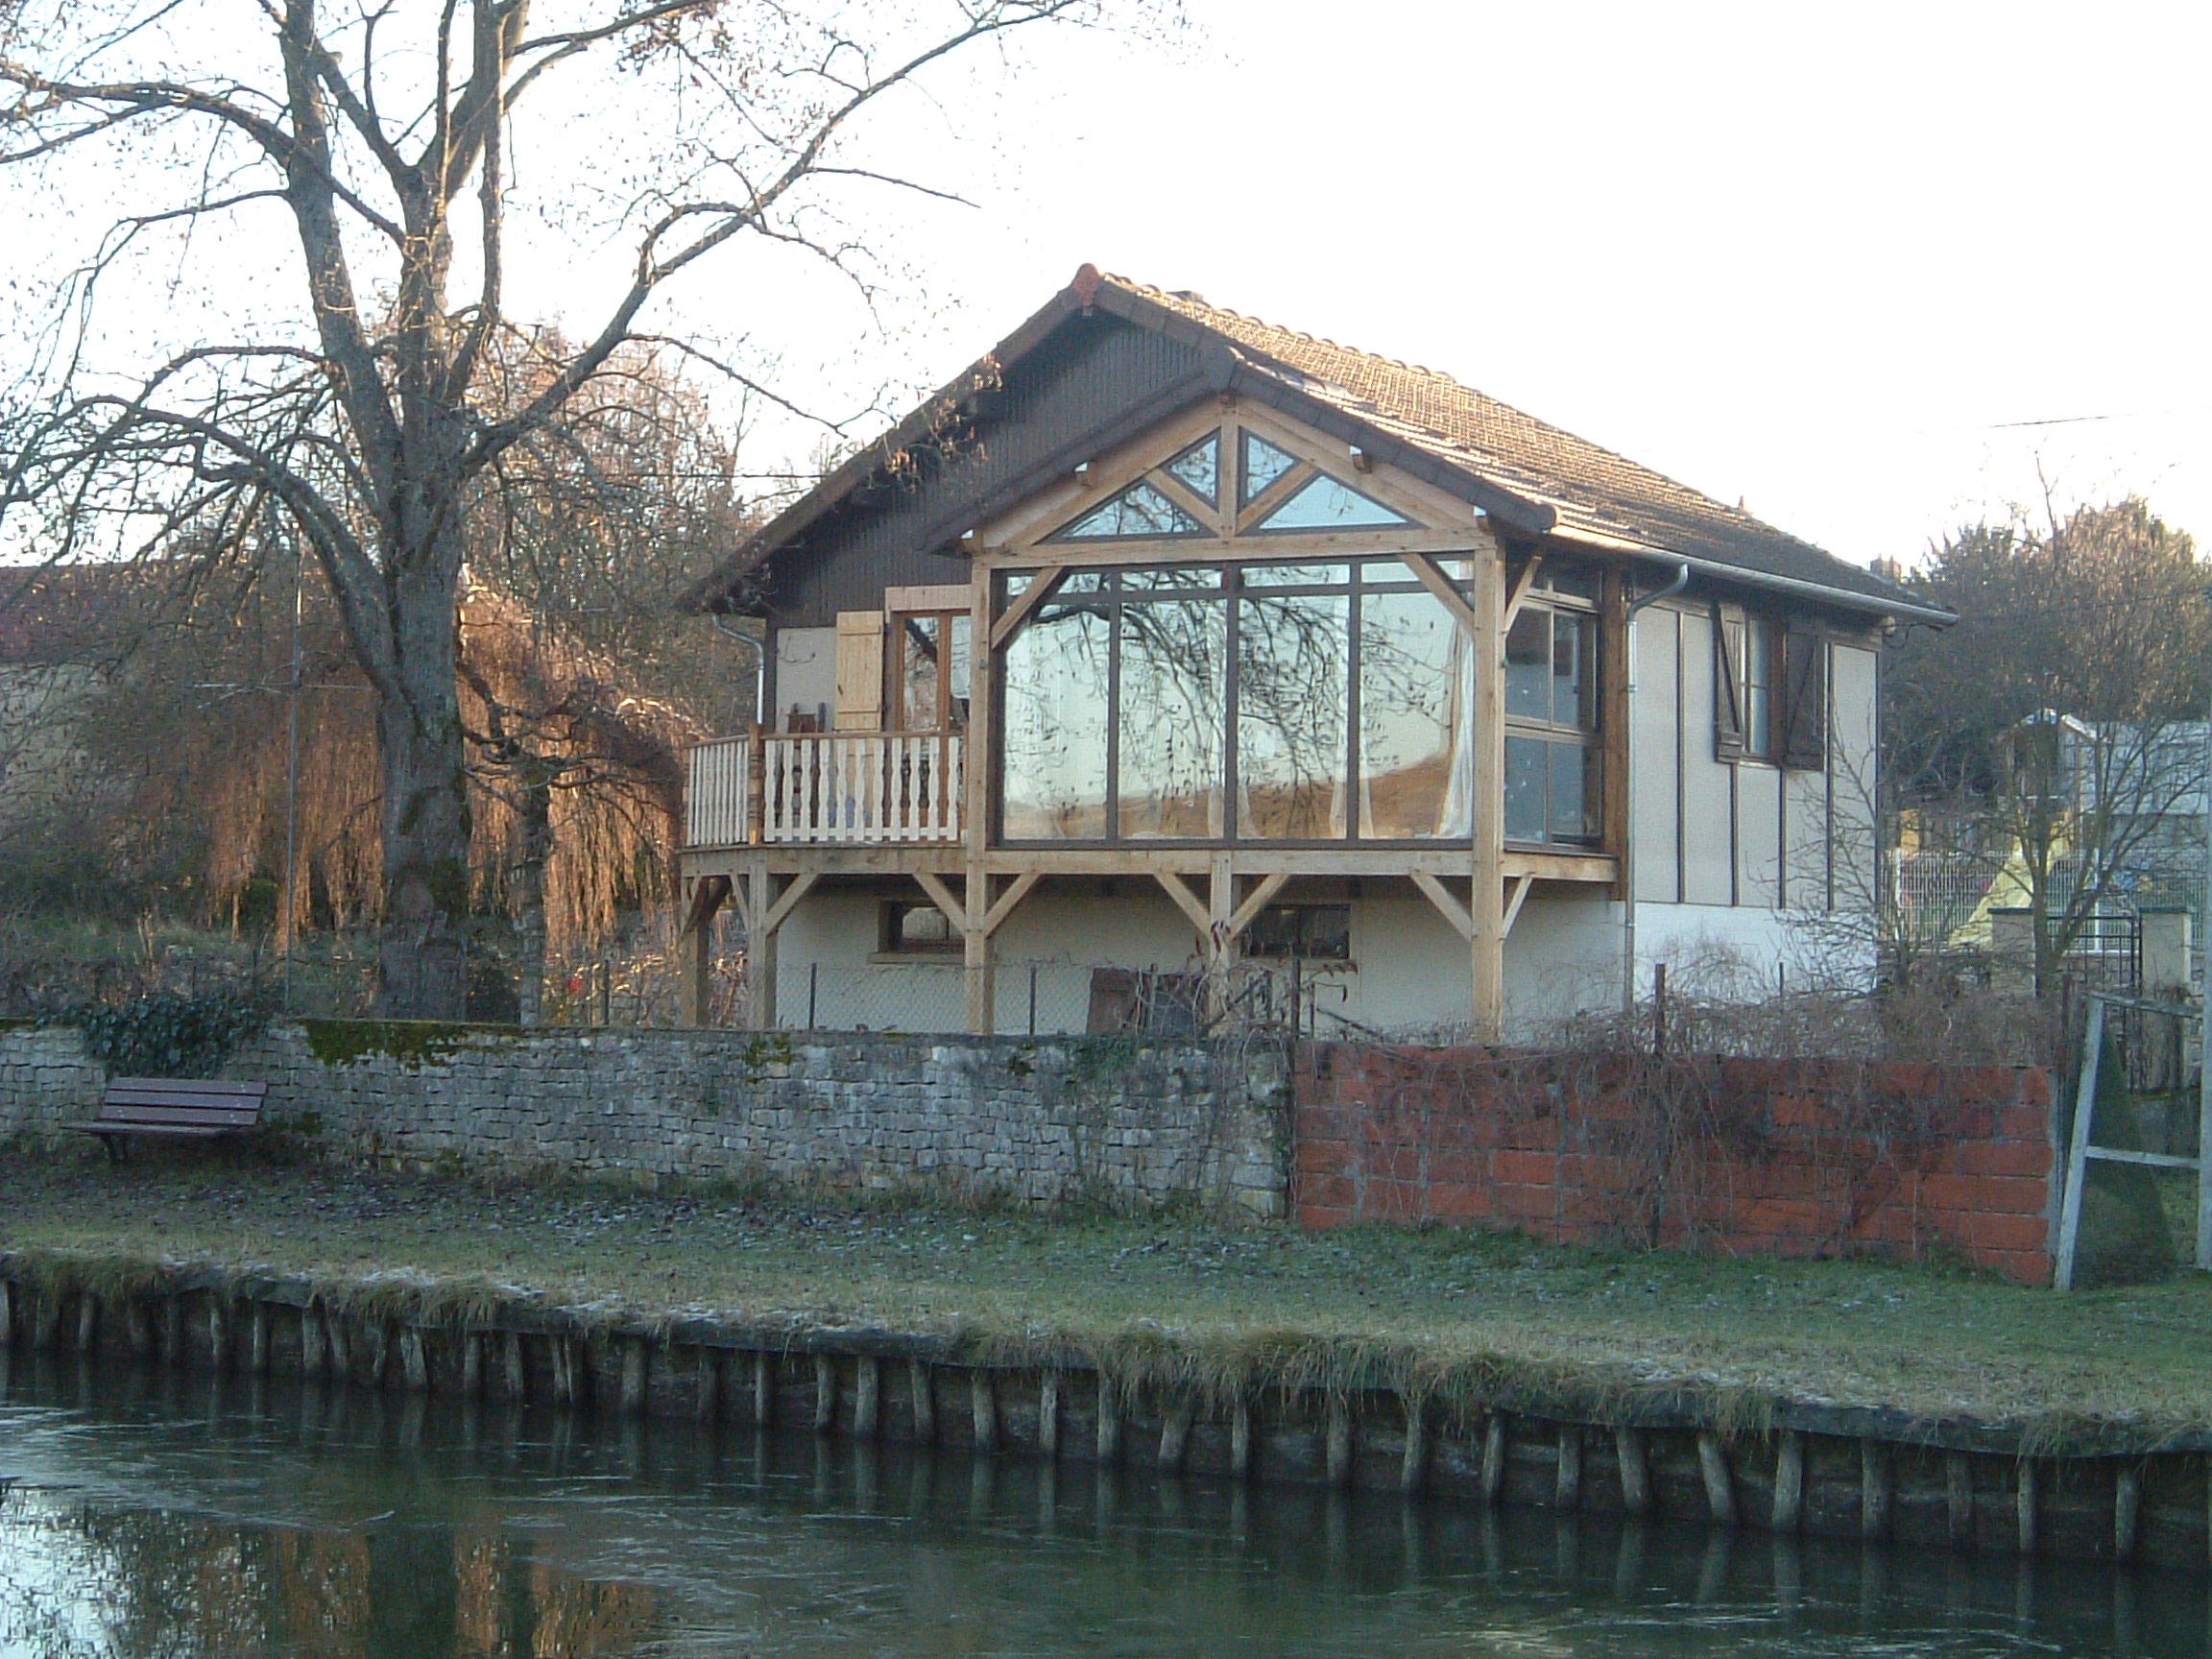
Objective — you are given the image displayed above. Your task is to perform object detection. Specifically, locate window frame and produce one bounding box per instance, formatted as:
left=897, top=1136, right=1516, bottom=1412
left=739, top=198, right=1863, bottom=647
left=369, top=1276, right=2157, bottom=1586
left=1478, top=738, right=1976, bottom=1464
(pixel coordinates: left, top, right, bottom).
left=1500, top=580, right=1604, bottom=849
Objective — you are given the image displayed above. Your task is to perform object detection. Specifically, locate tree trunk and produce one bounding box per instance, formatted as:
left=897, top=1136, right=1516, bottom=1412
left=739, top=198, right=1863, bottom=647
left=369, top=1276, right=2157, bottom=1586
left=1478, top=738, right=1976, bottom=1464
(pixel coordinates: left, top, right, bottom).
left=375, top=560, right=472, bottom=1020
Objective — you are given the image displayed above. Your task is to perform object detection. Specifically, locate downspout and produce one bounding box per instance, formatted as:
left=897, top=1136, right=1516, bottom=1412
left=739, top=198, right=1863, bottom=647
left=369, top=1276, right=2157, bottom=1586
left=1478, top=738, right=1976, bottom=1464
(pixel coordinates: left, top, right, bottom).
left=1623, top=563, right=1692, bottom=1021
left=710, top=613, right=766, bottom=729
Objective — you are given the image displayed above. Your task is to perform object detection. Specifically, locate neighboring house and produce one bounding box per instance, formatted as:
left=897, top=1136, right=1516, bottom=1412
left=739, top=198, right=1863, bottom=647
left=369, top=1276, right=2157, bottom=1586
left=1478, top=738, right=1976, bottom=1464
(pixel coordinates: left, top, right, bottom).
left=676, top=268, right=1947, bottom=1040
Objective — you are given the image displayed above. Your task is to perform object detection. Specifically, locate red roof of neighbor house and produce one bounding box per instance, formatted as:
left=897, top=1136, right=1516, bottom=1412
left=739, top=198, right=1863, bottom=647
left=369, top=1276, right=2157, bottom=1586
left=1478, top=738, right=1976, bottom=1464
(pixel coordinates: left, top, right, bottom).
left=689, top=265, right=1949, bottom=623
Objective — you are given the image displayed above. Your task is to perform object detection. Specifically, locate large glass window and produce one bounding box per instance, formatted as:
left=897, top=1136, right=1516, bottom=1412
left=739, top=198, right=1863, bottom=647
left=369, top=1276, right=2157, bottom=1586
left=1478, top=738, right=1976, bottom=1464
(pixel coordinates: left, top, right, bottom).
left=1502, top=600, right=1600, bottom=845
left=997, top=556, right=1601, bottom=847
left=1238, top=589, right=1349, bottom=838
left=1000, top=589, right=1111, bottom=839
left=1358, top=589, right=1470, bottom=838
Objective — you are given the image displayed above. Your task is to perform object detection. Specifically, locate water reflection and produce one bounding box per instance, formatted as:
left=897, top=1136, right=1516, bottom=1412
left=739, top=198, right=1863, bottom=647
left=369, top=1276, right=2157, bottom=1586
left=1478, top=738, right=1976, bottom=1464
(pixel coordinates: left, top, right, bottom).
left=0, top=1354, right=2200, bottom=1657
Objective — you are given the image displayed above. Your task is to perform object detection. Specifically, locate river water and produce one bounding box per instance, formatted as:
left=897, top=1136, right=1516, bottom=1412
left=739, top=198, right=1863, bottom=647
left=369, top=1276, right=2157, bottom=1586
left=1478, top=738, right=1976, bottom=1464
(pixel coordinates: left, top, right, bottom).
left=0, top=1356, right=2200, bottom=1657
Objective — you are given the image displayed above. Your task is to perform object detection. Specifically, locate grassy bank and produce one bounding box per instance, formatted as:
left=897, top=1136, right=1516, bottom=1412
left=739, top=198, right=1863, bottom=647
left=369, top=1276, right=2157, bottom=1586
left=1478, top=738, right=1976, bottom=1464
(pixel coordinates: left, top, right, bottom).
left=8, top=1152, right=2212, bottom=1447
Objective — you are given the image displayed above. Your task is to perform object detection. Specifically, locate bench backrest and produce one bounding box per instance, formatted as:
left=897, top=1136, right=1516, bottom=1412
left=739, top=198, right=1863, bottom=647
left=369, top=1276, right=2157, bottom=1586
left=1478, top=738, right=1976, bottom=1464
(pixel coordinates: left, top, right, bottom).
left=99, top=1078, right=268, bottom=1131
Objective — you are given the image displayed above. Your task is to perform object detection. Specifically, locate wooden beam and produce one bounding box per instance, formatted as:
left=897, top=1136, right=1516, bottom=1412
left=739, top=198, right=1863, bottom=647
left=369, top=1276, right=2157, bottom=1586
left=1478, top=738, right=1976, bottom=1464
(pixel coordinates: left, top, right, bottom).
left=758, top=870, right=819, bottom=937
left=990, top=565, right=1069, bottom=650
left=913, top=869, right=971, bottom=933
left=1410, top=872, right=1474, bottom=942
left=982, top=870, right=1040, bottom=937
left=1503, top=874, right=1534, bottom=938
left=1504, top=554, right=1546, bottom=626
left=747, top=856, right=778, bottom=1031
left=1470, top=549, right=1507, bottom=1043
left=1407, top=552, right=1486, bottom=645
left=1228, top=871, right=1291, bottom=938
left=1152, top=870, right=1213, bottom=934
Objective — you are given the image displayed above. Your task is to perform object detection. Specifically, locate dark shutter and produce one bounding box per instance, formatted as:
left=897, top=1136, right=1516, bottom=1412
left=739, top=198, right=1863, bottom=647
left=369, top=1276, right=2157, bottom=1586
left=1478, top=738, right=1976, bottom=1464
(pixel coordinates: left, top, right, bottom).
left=1779, top=626, right=1827, bottom=770
left=1713, top=606, right=1745, bottom=760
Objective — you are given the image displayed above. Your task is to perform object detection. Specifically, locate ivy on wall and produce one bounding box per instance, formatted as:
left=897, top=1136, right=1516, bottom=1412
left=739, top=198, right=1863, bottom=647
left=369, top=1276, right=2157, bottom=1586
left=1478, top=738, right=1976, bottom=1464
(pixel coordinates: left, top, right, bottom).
left=55, top=994, right=264, bottom=1080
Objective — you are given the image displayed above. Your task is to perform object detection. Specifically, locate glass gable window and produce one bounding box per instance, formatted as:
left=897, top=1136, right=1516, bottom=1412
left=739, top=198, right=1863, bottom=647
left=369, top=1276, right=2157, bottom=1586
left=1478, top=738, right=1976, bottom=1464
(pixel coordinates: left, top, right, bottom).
left=1049, top=478, right=1202, bottom=541
left=1253, top=473, right=1408, bottom=532
left=1000, top=589, right=1112, bottom=839
left=1238, top=589, right=1350, bottom=838
left=1164, top=434, right=1219, bottom=507
left=1240, top=431, right=1300, bottom=505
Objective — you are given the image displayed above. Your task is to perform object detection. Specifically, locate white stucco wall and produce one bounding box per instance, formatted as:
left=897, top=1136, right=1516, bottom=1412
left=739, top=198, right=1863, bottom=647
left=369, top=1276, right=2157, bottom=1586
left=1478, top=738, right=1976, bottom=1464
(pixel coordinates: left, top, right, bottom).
left=771, top=626, right=837, bottom=733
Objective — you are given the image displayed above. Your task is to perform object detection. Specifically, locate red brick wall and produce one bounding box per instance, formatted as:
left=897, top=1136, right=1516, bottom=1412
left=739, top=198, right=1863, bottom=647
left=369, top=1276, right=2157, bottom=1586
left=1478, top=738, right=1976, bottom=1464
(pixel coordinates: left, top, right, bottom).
left=1294, top=1045, right=2055, bottom=1285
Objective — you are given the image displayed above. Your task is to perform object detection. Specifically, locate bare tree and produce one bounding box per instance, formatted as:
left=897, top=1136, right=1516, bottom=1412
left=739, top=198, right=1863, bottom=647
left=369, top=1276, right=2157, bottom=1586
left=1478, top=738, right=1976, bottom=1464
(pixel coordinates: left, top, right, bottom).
left=0, top=0, right=1101, bottom=1015
left=1887, top=498, right=2209, bottom=995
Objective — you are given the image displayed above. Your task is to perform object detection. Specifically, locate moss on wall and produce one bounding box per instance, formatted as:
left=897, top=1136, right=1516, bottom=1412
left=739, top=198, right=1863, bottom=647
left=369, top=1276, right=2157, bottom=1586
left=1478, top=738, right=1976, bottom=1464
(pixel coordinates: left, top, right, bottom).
left=300, top=1019, right=519, bottom=1070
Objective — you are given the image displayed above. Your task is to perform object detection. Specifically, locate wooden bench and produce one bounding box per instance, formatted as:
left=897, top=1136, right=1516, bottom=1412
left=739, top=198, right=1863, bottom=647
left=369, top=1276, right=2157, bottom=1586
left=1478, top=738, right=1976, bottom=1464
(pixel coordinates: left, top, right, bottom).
left=67, top=1078, right=268, bottom=1162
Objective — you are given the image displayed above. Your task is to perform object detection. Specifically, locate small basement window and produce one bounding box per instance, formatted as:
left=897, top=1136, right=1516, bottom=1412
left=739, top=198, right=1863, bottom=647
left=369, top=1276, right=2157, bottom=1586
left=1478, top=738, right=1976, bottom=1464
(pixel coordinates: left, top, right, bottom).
left=878, top=900, right=959, bottom=956
left=1243, top=903, right=1352, bottom=961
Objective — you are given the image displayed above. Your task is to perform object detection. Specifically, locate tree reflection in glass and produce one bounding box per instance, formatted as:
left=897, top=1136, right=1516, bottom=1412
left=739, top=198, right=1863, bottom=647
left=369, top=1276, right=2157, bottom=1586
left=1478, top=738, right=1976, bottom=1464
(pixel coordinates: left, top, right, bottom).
left=1358, top=589, right=1471, bottom=838
left=1238, top=591, right=1349, bottom=838
left=1000, top=591, right=1111, bottom=839
left=1118, top=595, right=1226, bottom=836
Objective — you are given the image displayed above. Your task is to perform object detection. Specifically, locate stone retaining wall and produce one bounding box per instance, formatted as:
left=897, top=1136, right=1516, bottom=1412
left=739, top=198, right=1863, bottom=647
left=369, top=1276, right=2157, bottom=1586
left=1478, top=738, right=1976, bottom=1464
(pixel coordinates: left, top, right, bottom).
left=0, top=1021, right=1287, bottom=1215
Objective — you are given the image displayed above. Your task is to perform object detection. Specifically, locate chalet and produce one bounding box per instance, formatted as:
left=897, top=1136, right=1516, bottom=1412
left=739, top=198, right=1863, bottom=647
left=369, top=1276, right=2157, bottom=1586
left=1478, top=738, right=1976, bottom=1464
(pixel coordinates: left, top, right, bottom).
left=678, top=267, right=1948, bottom=1041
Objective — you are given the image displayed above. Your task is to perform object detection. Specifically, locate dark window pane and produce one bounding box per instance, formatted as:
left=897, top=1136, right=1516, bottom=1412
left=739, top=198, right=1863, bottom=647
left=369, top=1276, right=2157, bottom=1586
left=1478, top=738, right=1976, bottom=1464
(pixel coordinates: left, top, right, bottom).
left=1051, top=479, right=1202, bottom=541
left=1238, top=591, right=1349, bottom=839
left=1504, top=736, right=1547, bottom=842
left=896, top=613, right=939, bottom=730
left=1504, top=608, right=1551, bottom=720
left=1537, top=558, right=1601, bottom=602
left=1164, top=433, right=1219, bottom=507
left=1359, top=589, right=1470, bottom=839
left=1240, top=431, right=1299, bottom=505
left=1245, top=903, right=1352, bottom=960
left=1118, top=597, right=1226, bottom=837
left=1000, top=598, right=1111, bottom=839
left=1552, top=611, right=1595, bottom=731
left=1122, top=565, right=1218, bottom=591
left=1253, top=473, right=1409, bottom=532
left=1549, top=741, right=1599, bottom=842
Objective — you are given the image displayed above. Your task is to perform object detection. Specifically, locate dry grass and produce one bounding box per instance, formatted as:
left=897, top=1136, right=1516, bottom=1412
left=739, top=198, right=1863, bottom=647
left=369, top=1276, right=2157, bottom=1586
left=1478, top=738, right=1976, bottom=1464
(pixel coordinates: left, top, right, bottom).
left=7, top=1148, right=2212, bottom=1446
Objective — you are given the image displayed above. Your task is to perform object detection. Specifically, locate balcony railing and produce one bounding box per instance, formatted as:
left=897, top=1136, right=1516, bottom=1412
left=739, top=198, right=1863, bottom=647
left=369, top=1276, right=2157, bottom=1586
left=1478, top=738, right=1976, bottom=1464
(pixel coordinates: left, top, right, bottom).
left=684, top=731, right=965, bottom=850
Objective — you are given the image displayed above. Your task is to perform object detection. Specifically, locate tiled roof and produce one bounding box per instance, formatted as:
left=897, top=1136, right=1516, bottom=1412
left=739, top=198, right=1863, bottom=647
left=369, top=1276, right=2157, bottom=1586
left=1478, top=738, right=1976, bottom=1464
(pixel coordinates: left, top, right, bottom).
left=1099, top=273, right=1921, bottom=611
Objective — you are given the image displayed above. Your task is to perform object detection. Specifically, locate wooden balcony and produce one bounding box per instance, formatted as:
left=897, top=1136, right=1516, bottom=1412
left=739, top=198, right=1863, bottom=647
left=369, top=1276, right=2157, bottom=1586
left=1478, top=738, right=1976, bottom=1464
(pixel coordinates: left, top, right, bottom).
left=684, top=731, right=964, bottom=850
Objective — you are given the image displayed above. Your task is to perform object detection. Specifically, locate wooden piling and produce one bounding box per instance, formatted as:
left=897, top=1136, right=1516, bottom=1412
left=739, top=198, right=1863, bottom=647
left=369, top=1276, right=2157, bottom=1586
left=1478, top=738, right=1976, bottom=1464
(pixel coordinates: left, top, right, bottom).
left=620, top=1337, right=648, bottom=1416
left=460, top=1331, right=483, bottom=1399
left=2115, top=1461, right=2142, bottom=1562
left=1399, top=1397, right=1428, bottom=1497
left=323, top=1310, right=349, bottom=1382
left=1230, top=1396, right=1254, bottom=1480
left=72, top=1293, right=98, bottom=1356
left=1772, top=1431, right=1804, bottom=1533
left=1945, top=1451, right=1973, bottom=1548
left=694, top=1346, right=720, bottom=1423
left=206, top=1299, right=229, bottom=1371
left=29, top=1291, right=60, bottom=1352
left=813, top=1355, right=836, bottom=1433
left=1860, top=1440, right=1891, bottom=1541
left=1325, top=1397, right=1352, bottom=1488
left=1555, top=1425, right=1581, bottom=1509
left=1697, top=1431, right=1737, bottom=1527
left=125, top=1298, right=153, bottom=1359
left=301, top=1305, right=327, bottom=1379
left=501, top=1331, right=526, bottom=1401
left=1094, top=1372, right=1119, bottom=1463
left=0, top=1280, right=12, bottom=1347
left=2016, top=1459, right=2038, bottom=1555
left=1158, top=1395, right=1192, bottom=1474
left=753, top=1351, right=775, bottom=1430
left=854, top=1355, right=879, bottom=1439
left=1479, top=1414, right=1506, bottom=1507
left=973, top=1369, right=998, bottom=1454
left=250, top=1303, right=272, bottom=1376
left=401, top=1328, right=429, bottom=1393
left=906, top=1358, right=932, bottom=1442
left=1617, top=1426, right=1651, bottom=1518
left=552, top=1335, right=577, bottom=1407
left=1037, top=1371, right=1059, bottom=1460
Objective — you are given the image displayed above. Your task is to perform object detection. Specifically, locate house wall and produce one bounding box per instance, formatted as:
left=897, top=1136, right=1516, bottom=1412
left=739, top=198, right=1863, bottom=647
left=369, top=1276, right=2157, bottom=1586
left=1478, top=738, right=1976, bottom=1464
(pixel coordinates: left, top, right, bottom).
left=771, top=625, right=837, bottom=733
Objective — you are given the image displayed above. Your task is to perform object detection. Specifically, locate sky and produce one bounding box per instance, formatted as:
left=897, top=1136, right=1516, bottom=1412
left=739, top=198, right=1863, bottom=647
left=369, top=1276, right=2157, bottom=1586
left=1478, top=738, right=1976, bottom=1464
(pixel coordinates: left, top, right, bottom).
left=7, top=0, right=2208, bottom=573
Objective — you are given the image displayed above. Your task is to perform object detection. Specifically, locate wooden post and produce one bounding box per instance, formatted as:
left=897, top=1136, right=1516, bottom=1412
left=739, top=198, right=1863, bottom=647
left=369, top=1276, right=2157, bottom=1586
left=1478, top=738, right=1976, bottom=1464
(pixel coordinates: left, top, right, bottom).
left=1324, top=1396, right=1352, bottom=1488
left=813, top=1354, right=836, bottom=1433
left=1208, top=851, right=1235, bottom=1025
left=1470, top=547, right=1507, bottom=1042
left=2114, top=1461, right=2142, bottom=1561
left=502, top=1331, right=526, bottom=1401
left=1399, top=1396, right=1428, bottom=1497
left=752, top=1351, right=775, bottom=1430
left=1556, top=1425, right=1582, bottom=1509
left=854, top=1355, right=879, bottom=1438
left=695, top=1347, right=721, bottom=1423
left=2015, top=1459, right=2038, bottom=1555
left=460, top=1331, right=483, bottom=1398
left=1038, top=1372, right=1060, bottom=1459
left=965, top=567, right=995, bottom=1036
left=1230, top=1395, right=1254, bottom=1480
left=620, top=1337, right=649, bottom=1416
left=401, top=1328, right=430, bottom=1393
left=300, top=1305, right=327, bottom=1379
left=1860, top=1439, right=1891, bottom=1540
left=908, top=1358, right=934, bottom=1442
left=1479, top=1413, right=1506, bottom=1506
left=678, top=877, right=729, bottom=1027
left=1159, top=1395, right=1193, bottom=1473
left=1946, top=1451, right=1974, bottom=1547
left=747, top=858, right=778, bottom=1031
left=73, top=1293, right=99, bottom=1356
left=1094, top=1372, right=1120, bottom=1463
left=973, top=1368, right=998, bottom=1453
left=250, top=1304, right=272, bottom=1376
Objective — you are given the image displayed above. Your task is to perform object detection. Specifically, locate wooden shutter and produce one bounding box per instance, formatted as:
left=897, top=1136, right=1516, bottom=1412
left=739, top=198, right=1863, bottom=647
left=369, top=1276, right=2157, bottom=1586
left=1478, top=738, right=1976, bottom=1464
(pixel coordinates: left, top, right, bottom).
left=1713, top=606, right=1745, bottom=760
left=833, top=611, right=884, bottom=732
left=1778, top=626, right=1827, bottom=770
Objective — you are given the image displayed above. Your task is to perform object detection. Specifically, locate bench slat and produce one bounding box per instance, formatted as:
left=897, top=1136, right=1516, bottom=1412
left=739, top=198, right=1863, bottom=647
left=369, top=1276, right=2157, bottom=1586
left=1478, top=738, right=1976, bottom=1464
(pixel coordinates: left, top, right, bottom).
left=96, top=1107, right=261, bottom=1127
left=106, top=1079, right=265, bottom=1098
left=68, top=1122, right=235, bottom=1140
left=102, top=1092, right=265, bottom=1113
